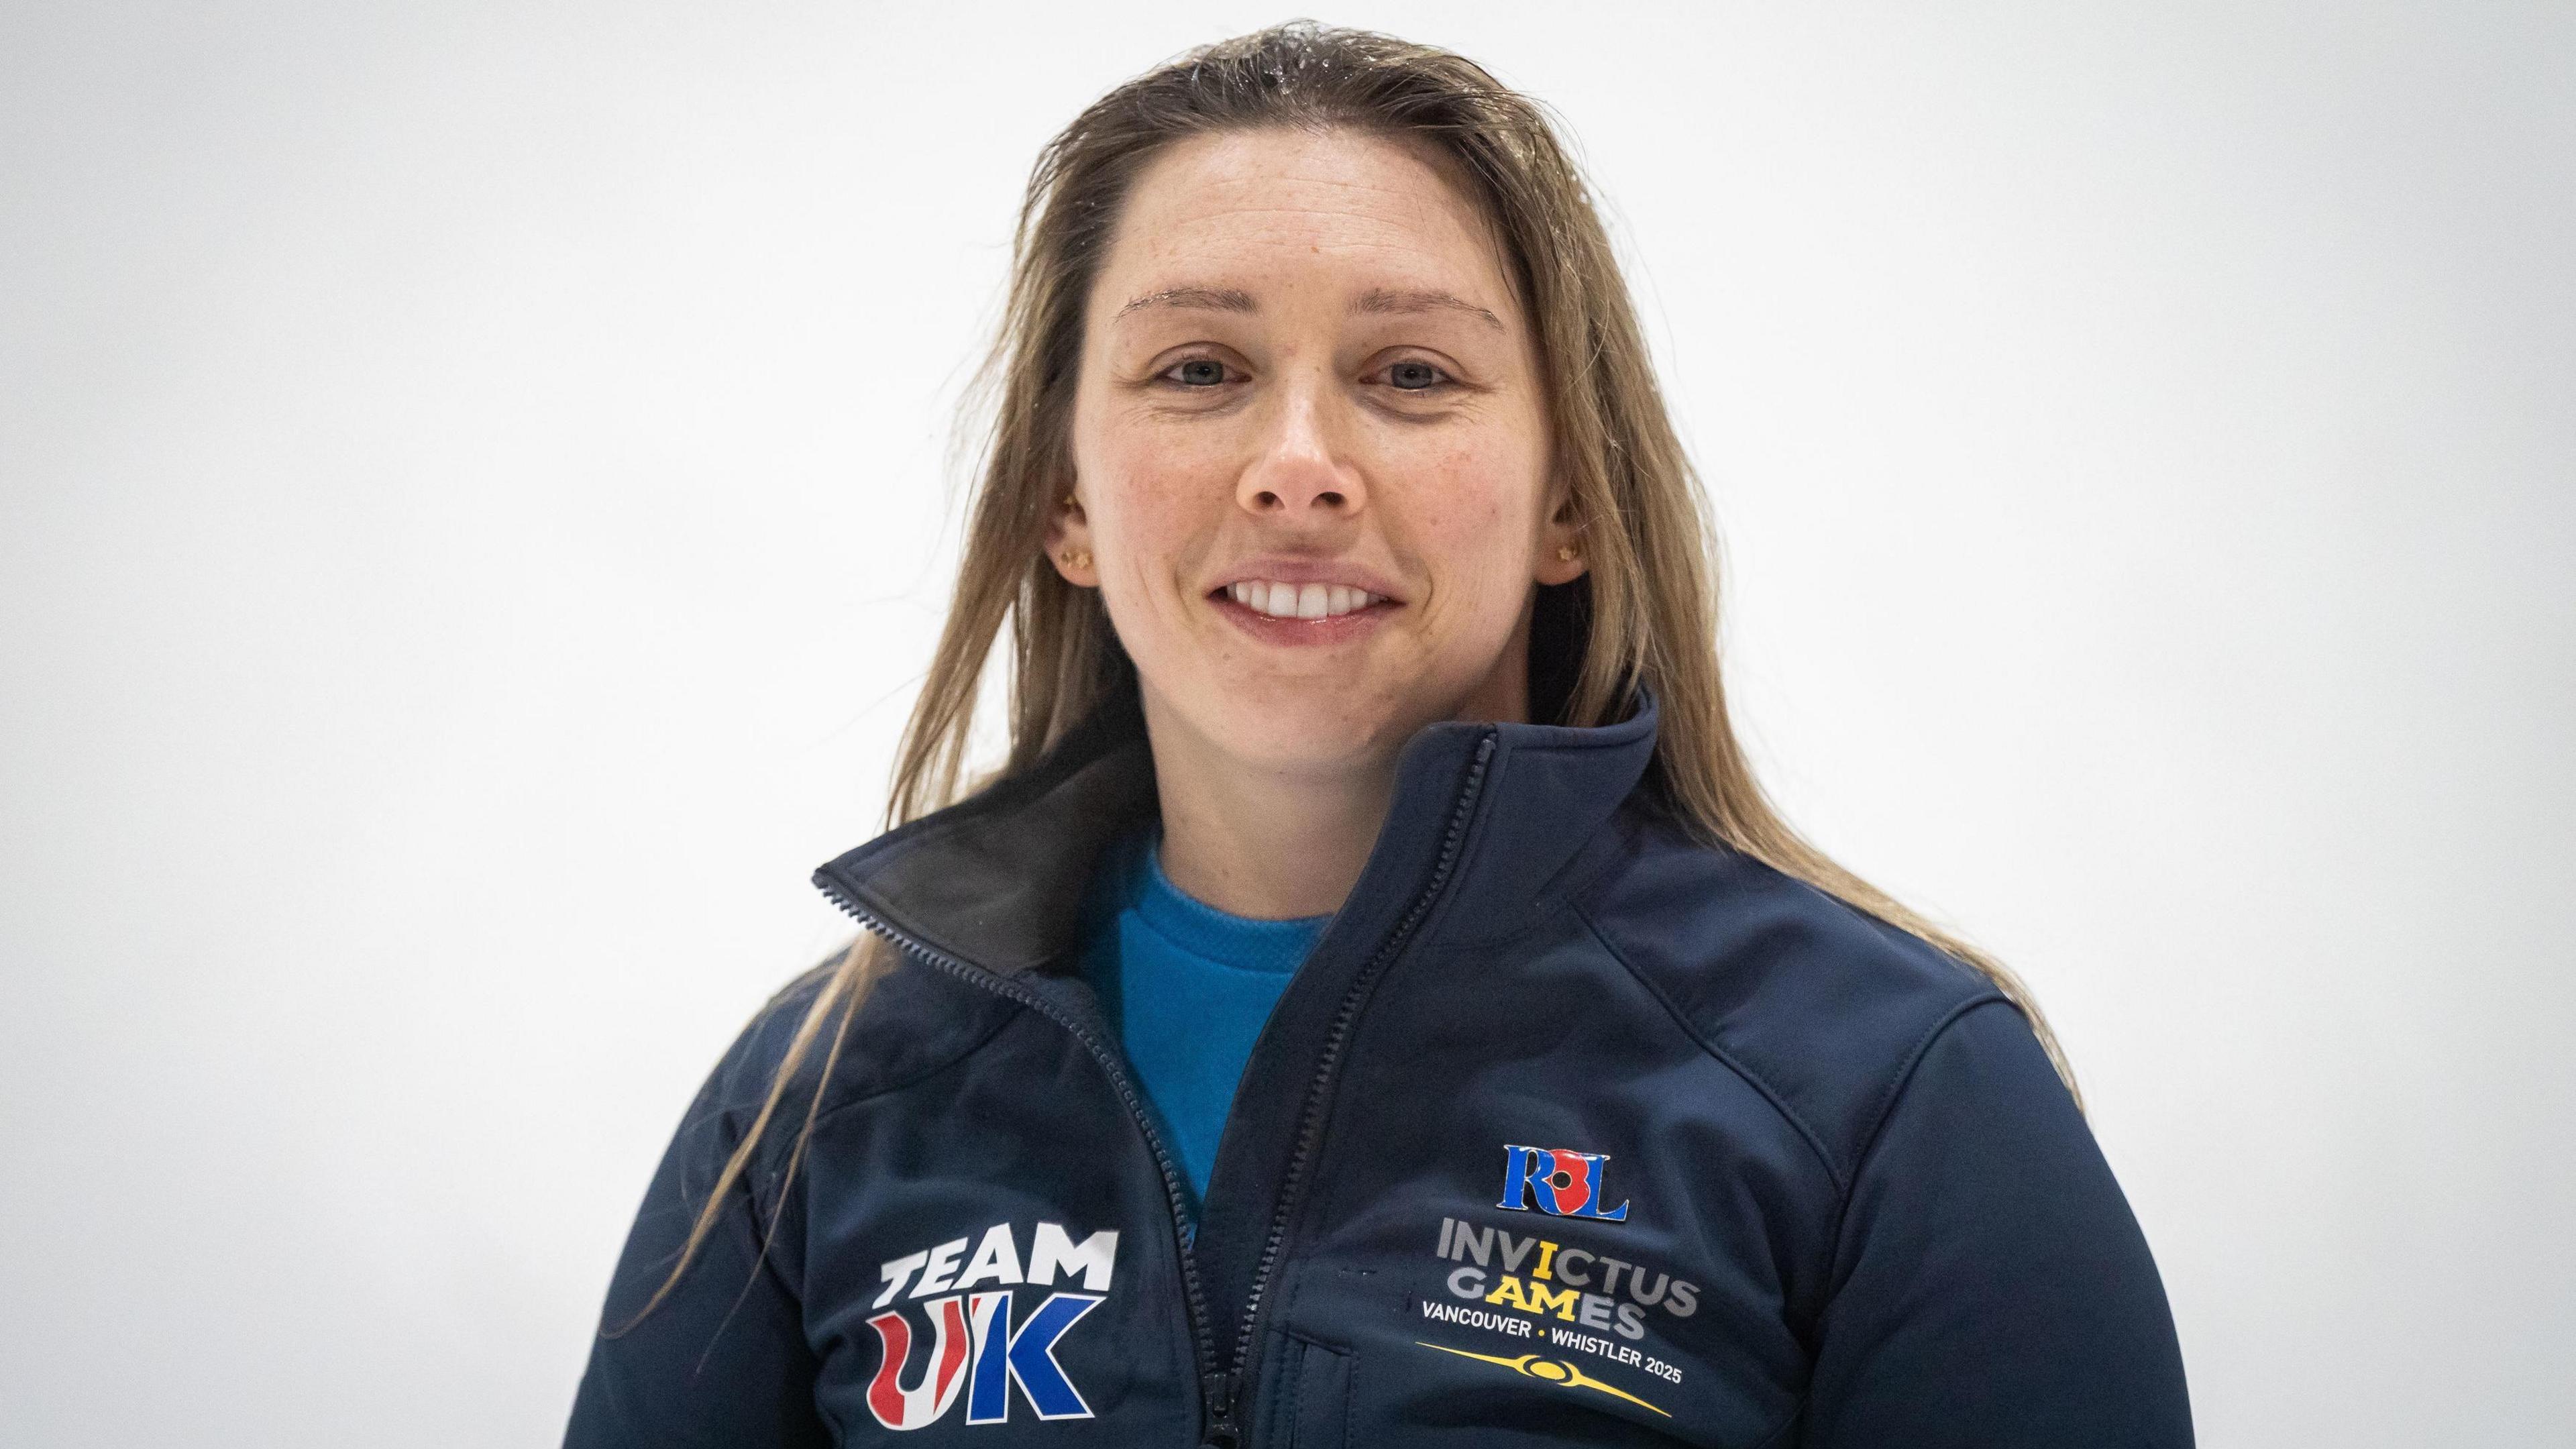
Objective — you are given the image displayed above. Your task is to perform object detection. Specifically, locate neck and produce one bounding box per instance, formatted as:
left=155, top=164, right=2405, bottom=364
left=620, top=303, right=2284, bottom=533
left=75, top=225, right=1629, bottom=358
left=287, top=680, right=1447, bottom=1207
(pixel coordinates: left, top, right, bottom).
left=1147, top=723, right=1398, bottom=920
left=1142, top=611, right=1532, bottom=920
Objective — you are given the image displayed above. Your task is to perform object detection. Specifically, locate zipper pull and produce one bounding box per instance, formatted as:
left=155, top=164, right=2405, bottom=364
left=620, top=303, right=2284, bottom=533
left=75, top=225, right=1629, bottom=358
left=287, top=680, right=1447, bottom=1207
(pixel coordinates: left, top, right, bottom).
left=1201, top=1368, right=1242, bottom=1448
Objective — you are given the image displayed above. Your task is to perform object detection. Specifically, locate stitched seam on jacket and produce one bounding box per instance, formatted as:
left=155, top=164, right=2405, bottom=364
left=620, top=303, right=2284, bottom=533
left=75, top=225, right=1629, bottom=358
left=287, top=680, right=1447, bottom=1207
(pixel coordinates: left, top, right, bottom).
left=1575, top=902, right=1849, bottom=1193
left=722, top=996, right=1028, bottom=1242
left=1849, top=994, right=2010, bottom=1182
left=1413, top=729, right=1651, bottom=947
left=716, top=1000, right=1030, bottom=1315
left=794, top=1002, right=1031, bottom=1138
left=1820, top=996, right=2012, bottom=1290
left=1438, top=809, right=1640, bottom=949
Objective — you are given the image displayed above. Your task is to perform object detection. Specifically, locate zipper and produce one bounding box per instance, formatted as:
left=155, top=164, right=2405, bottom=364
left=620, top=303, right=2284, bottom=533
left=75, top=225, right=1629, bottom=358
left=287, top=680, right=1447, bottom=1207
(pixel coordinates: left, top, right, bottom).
left=819, top=727, right=1497, bottom=1448
left=1212, top=730, right=1495, bottom=1442
left=814, top=879, right=1228, bottom=1439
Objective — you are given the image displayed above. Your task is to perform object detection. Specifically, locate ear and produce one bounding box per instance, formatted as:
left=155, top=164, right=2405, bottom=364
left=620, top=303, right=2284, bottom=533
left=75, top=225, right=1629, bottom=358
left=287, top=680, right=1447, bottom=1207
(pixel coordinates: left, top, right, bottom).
left=1534, top=482, right=1588, bottom=586
left=1042, top=486, right=1100, bottom=588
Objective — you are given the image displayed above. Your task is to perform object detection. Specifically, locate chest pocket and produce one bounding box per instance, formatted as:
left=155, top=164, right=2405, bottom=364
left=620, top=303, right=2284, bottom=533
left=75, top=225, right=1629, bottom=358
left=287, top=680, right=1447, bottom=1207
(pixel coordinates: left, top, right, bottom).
left=1270, top=1336, right=1354, bottom=1449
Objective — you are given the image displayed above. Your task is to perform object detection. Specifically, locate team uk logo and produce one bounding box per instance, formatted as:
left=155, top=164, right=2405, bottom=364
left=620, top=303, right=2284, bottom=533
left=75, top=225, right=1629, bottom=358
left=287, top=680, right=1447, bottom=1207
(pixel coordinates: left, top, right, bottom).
left=862, top=1220, right=1116, bottom=1431
left=1497, top=1144, right=1630, bottom=1221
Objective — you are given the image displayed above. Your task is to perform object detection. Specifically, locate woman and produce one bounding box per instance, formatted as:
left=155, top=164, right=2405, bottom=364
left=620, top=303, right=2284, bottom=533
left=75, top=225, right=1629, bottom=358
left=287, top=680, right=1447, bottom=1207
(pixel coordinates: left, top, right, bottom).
left=568, top=23, right=2191, bottom=1448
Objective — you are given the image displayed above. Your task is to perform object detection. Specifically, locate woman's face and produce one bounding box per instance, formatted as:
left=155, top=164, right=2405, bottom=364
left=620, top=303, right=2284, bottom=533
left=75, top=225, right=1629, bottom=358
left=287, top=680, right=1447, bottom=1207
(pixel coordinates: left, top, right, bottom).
left=1058, top=127, right=1583, bottom=780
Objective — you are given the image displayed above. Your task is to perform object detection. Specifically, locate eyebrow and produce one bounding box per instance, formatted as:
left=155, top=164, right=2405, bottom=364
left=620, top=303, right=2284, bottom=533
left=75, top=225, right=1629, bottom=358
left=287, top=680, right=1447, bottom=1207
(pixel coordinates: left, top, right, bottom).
left=1116, top=286, right=1257, bottom=319
left=1350, top=286, right=1505, bottom=331
left=1112, top=284, right=1505, bottom=331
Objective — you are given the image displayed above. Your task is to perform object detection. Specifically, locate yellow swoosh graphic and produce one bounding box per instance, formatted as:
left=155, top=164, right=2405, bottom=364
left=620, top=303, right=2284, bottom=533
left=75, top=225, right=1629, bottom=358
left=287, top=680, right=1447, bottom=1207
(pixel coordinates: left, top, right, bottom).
left=1415, top=1341, right=1672, bottom=1418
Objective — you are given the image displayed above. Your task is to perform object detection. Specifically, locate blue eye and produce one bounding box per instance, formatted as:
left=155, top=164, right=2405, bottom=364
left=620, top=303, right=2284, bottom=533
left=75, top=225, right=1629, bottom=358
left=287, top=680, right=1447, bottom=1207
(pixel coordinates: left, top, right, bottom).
left=1387, top=360, right=1446, bottom=390
left=1170, top=358, right=1227, bottom=386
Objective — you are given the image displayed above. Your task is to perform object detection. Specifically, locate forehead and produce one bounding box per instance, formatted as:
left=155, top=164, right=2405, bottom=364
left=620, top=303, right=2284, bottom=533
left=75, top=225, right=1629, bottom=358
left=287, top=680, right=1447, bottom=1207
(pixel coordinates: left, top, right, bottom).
left=1095, top=128, right=1517, bottom=315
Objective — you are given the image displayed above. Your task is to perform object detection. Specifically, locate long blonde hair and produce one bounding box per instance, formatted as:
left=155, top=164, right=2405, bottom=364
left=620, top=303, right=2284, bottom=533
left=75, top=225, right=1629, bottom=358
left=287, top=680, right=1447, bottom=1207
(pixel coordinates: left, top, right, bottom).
left=632, top=20, right=2076, bottom=1324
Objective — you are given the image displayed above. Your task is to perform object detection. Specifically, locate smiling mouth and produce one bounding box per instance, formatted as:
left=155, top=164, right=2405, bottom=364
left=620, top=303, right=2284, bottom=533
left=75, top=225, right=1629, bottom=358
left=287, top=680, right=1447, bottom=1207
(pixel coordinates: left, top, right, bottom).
left=1220, top=580, right=1390, bottom=621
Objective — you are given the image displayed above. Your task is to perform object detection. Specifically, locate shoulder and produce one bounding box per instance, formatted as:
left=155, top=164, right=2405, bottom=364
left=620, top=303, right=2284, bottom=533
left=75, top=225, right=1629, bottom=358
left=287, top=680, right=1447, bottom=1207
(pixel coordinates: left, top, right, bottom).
left=698, top=942, right=1028, bottom=1147
left=1569, top=810, right=2035, bottom=1189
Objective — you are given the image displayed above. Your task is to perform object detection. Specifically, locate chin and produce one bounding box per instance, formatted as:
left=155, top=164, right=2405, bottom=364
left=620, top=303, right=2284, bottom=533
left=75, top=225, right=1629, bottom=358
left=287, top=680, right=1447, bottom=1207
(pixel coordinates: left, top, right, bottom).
left=1187, top=687, right=1445, bottom=775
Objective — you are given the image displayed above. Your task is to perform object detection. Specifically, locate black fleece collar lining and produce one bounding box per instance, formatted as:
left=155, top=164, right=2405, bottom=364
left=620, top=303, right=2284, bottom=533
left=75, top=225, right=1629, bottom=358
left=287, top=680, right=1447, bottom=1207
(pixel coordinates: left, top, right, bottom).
left=813, top=680, right=1661, bottom=978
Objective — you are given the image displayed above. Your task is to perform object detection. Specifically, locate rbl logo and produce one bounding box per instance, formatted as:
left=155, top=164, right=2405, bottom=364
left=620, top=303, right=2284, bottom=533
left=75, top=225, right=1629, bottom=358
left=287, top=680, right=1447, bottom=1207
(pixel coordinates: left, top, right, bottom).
left=1497, top=1144, right=1629, bottom=1221
left=862, top=1220, right=1116, bottom=1431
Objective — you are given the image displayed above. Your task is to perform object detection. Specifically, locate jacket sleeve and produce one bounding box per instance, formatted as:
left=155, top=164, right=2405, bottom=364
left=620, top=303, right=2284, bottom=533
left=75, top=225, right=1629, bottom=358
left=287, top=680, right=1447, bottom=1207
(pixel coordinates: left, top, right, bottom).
left=564, top=1016, right=831, bottom=1449
left=1801, top=999, right=2193, bottom=1448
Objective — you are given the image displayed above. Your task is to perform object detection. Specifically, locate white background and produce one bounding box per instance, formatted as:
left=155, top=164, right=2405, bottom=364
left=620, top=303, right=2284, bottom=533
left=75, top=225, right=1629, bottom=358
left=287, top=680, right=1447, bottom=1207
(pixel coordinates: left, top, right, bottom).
left=3, top=3, right=2569, bottom=1444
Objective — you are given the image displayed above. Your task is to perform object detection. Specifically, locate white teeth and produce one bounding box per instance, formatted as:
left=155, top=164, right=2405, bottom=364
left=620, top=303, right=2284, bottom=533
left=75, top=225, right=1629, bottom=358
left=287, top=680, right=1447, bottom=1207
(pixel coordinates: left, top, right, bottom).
left=1224, top=579, right=1383, bottom=620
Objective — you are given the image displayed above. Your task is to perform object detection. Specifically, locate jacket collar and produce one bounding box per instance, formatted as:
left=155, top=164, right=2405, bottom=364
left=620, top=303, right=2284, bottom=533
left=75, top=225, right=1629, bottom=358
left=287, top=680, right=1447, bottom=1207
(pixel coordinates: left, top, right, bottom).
left=812, top=680, right=1661, bottom=975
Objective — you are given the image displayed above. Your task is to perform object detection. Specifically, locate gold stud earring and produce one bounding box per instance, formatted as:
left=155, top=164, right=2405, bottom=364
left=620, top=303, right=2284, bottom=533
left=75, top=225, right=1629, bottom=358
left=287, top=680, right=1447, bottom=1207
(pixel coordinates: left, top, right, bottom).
left=1063, top=548, right=1091, bottom=572
left=1061, top=494, right=1077, bottom=509
left=1557, top=545, right=1579, bottom=563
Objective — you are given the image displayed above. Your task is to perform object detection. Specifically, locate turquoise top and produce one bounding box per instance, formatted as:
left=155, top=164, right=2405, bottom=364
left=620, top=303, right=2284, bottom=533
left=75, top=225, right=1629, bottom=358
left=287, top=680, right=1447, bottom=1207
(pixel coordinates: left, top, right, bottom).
left=1077, top=829, right=1328, bottom=1212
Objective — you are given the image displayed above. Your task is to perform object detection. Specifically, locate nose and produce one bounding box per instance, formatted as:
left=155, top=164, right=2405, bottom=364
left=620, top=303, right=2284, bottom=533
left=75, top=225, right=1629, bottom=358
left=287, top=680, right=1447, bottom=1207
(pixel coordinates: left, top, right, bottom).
left=1236, top=375, right=1366, bottom=520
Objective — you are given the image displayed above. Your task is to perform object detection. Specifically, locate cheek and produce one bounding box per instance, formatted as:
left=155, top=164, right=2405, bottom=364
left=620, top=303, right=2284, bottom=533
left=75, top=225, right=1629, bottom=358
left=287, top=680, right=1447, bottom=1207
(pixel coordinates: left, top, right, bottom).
left=1075, top=408, right=1228, bottom=610
left=1094, top=439, right=1212, bottom=557
left=1405, top=438, right=1545, bottom=602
